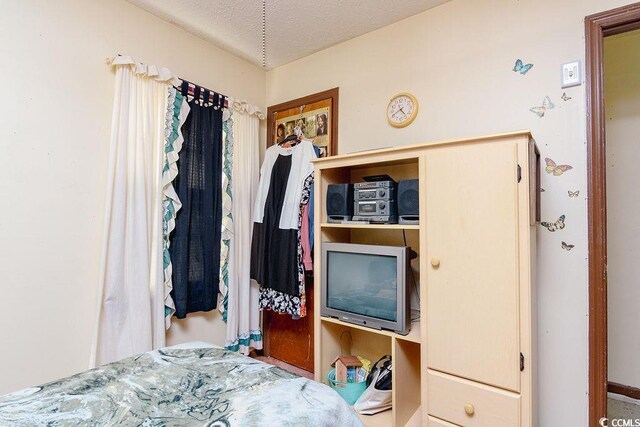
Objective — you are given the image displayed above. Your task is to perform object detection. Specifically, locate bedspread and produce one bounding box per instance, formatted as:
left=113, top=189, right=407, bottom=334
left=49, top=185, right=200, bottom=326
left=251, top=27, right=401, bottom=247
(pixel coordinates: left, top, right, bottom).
left=0, top=344, right=362, bottom=427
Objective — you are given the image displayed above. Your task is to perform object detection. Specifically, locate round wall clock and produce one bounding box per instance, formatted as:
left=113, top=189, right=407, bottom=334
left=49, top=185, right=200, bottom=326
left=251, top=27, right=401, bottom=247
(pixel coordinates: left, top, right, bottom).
left=387, top=92, right=419, bottom=128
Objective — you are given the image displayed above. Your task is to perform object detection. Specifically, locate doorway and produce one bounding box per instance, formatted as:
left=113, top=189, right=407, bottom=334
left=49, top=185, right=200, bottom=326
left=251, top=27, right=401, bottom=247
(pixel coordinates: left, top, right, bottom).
left=586, top=3, right=640, bottom=425
left=604, top=27, right=640, bottom=419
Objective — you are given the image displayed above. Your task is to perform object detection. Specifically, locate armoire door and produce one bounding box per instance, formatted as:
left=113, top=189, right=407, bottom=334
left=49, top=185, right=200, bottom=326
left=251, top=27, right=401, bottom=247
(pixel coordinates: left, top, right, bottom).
left=425, top=141, right=520, bottom=392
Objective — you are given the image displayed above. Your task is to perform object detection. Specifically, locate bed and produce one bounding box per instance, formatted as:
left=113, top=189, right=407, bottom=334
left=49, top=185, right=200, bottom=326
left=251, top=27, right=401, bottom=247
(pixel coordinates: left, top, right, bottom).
left=0, top=342, right=362, bottom=426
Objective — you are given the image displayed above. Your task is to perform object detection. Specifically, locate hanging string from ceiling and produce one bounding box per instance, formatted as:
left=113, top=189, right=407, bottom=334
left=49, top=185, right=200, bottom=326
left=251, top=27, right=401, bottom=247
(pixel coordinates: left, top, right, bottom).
left=262, top=0, right=266, bottom=69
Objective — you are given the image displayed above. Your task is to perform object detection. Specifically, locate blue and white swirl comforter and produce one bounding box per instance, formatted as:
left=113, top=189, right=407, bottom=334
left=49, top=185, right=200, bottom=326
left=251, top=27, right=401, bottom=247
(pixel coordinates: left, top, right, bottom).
left=0, top=343, right=362, bottom=426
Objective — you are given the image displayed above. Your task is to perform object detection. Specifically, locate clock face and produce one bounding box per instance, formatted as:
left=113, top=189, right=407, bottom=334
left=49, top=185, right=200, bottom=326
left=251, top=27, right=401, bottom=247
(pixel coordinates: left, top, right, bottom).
left=387, top=93, right=418, bottom=128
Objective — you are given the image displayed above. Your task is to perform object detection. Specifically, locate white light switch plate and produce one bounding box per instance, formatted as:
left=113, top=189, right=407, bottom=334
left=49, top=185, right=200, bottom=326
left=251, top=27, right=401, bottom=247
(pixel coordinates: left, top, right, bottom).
left=561, top=60, right=581, bottom=88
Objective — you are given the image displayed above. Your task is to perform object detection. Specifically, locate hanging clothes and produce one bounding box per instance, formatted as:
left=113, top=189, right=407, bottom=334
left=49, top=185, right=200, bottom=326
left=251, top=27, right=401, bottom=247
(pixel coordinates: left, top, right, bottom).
left=257, top=171, right=313, bottom=318
left=251, top=139, right=316, bottom=317
left=170, top=90, right=224, bottom=318
left=300, top=203, right=312, bottom=271
left=309, top=144, right=321, bottom=251
left=294, top=174, right=314, bottom=318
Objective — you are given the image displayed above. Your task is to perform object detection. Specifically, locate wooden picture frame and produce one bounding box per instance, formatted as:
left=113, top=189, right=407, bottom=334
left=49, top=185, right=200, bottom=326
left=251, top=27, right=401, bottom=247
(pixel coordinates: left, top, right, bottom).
left=267, top=88, right=339, bottom=157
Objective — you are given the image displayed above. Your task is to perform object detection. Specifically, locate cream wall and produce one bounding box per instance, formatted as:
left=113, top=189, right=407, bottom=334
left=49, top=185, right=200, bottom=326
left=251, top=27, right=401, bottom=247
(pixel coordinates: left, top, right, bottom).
left=0, top=0, right=265, bottom=395
left=1, top=0, right=635, bottom=421
left=605, top=29, right=640, bottom=390
left=267, top=0, right=631, bottom=424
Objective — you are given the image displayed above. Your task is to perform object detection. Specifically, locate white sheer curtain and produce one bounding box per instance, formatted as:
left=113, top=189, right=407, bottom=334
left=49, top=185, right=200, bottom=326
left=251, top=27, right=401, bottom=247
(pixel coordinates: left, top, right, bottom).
left=90, top=57, right=178, bottom=367
left=224, top=101, right=264, bottom=354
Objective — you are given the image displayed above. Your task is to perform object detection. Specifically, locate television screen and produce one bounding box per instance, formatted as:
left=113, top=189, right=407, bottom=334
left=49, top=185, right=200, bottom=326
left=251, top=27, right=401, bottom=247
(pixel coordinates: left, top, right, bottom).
left=326, top=251, right=398, bottom=322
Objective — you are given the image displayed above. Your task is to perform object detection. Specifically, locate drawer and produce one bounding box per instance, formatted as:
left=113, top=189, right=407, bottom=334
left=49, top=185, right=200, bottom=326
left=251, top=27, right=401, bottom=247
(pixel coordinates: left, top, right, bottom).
left=428, top=415, right=461, bottom=426
left=427, top=370, right=520, bottom=427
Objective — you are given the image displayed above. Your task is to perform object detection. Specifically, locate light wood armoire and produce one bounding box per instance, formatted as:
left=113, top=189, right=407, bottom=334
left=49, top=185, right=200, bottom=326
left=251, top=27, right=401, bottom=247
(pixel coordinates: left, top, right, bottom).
left=313, top=131, right=538, bottom=426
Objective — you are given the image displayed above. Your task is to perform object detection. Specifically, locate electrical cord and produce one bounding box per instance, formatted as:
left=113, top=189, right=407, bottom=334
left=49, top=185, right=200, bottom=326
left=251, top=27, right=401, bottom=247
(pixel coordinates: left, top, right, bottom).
left=402, top=229, right=421, bottom=306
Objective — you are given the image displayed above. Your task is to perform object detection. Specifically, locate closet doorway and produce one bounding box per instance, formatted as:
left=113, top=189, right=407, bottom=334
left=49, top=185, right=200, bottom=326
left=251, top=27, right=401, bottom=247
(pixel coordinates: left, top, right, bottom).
left=262, top=279, right=315, bottom=373
left=586, top=3, right=640, bottom=425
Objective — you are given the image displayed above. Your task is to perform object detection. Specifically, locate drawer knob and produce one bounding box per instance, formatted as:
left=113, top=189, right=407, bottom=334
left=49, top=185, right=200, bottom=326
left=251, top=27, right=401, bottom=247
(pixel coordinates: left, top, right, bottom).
left=464, top=403, right=475, bottom=416
left=431, top=258, right=440, bottom=268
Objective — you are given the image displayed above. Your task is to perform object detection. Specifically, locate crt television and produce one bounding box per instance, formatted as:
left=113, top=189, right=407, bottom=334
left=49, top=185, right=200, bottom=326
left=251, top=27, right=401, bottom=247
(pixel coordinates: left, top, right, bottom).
left=321, top=242, right=411, bottom=335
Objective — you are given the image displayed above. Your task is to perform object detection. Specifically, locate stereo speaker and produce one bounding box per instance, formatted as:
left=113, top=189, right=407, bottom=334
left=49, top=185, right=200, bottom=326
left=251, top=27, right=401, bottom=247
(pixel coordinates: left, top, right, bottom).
left=326, top=183, right=353, bottom=223
left=398, top=179, right=419, bottom=225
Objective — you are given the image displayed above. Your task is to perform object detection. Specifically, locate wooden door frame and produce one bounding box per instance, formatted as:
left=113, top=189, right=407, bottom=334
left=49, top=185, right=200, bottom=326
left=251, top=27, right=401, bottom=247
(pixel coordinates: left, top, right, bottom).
left=586, top=3, right=640, bottom=425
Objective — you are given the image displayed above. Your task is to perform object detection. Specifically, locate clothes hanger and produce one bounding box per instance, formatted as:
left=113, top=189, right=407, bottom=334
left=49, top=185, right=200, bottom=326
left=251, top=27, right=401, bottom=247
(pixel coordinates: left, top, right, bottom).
left=278, top=134, right=300, bottom=146
left=278, top=105, right=307, bottom=147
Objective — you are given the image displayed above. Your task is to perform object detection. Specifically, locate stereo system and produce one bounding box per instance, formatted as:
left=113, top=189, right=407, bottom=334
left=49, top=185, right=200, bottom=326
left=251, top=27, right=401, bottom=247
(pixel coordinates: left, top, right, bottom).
left=326, top=183, right=353, bottom=223
left=353, top=180, right=398, bottom=223
left=327, top=177, right=419, bottom=224
left=397, top=179, right=419, bottom=225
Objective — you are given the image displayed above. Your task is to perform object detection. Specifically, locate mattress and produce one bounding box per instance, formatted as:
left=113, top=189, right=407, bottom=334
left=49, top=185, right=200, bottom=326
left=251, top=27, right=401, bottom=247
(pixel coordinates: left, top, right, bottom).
left=0, top=342, right=362, bottom=426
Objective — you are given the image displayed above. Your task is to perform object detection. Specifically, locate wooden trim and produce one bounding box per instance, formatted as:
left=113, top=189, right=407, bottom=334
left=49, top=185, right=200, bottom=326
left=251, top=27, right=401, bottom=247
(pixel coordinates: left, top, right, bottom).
left=586, top=3, right=640, bottom=425
left=586, top=11, right=608, bottom=426
left=608, top=382, right=640, bottom=400
left=604, top=20, right=640, bottom=37
left=266, top=88, right=339, bottom=155
left=596, top=2, right=640, bottom=36
left=312, top=129, right=532, bottom=164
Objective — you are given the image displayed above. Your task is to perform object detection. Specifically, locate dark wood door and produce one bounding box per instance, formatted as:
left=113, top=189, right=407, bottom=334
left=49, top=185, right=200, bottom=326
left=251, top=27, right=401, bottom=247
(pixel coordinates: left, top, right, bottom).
left=263, top=275, right=314, bottom=372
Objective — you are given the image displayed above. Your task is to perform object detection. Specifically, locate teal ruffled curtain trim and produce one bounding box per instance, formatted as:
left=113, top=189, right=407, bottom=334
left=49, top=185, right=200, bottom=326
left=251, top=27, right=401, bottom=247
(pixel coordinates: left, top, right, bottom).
left=218, top=113, right=234, bottom=322
left=225, top=331, right=263, bottom=352
left=162, top=88, right=189, bottom=327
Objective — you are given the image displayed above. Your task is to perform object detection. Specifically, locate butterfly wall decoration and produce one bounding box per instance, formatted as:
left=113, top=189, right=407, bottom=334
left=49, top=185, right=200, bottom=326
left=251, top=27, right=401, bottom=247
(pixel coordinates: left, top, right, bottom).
left=568, top=190, right=579, bottom=198
left=545, top=158, right=573, bottom=176
left=513, top=59, right=534, bottom=75
left=561, top=92, right=572, bottom=101
left=541, top=215, right=566, bottom=232
left=530, top=96, right=555, bottom=118
left=562, top=241, right=575, bottom=251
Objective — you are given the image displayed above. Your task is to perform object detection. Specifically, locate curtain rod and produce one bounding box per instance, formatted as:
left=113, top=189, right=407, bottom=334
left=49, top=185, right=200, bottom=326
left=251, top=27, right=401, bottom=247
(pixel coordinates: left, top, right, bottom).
left=109, top=53, right=227, bottom=107
left=177, top=79, right=229, bottom=109
left=108, top=54, right=265, bottom=117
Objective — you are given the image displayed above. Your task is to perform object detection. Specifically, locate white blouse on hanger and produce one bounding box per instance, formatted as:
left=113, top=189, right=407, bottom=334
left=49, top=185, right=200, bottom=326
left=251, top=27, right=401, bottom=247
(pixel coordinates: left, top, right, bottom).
left=252, top=139, right=316, bottom=230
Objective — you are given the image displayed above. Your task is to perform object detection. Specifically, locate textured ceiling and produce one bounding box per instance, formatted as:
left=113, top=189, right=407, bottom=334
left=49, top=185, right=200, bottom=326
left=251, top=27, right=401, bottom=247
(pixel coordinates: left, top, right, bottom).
left=127, top=0, right=451, bottom=69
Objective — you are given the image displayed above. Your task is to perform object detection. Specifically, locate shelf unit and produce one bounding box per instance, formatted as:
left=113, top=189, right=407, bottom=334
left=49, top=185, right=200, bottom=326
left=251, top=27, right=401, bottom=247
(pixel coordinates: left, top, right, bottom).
left=313, top=131, right=538, bottom=427
left=321, top=317, right=421, bottom=344
left=314, top=155, right=421, bottom=427
left=357, top=407, right=393, bottom=427
left=320, top=223, right=421, bottom=230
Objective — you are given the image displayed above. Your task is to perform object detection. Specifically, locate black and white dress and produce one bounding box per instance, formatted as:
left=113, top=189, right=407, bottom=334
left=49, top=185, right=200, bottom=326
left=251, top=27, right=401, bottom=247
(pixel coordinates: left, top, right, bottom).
left=250, top=140, right=316, bottom=317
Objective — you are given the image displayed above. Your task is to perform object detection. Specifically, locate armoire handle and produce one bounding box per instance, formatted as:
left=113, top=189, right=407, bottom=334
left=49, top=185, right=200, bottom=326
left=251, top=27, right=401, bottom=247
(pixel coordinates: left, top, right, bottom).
left=464, top=403, right=475, bottom=416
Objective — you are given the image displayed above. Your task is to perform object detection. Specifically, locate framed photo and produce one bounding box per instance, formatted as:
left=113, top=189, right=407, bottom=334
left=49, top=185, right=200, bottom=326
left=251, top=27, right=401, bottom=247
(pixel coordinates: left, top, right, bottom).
left=267, top=88, right=339, bottom=158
